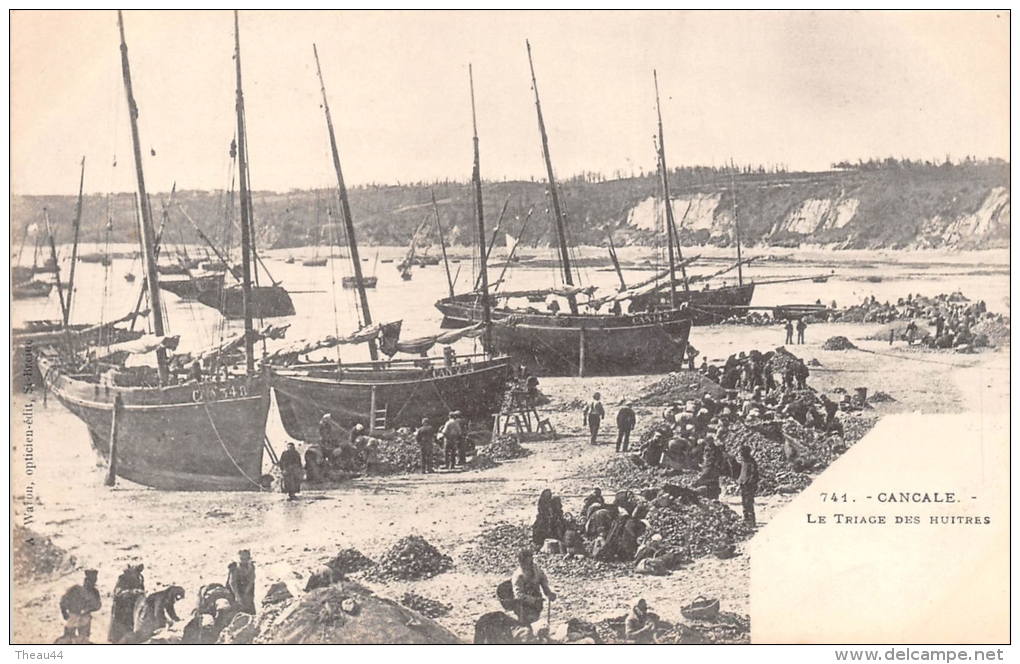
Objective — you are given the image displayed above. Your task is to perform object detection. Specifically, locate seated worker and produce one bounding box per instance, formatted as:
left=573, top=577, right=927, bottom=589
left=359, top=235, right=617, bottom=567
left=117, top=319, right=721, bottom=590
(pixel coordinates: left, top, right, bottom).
left=625, top=598, right=657, bottom=643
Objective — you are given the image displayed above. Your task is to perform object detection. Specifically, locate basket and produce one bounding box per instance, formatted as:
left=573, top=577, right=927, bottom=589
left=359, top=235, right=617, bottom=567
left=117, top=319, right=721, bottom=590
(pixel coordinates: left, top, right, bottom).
left=681, top=596, right=720, bottom=621
left=713, top=544, right=736, bottom=559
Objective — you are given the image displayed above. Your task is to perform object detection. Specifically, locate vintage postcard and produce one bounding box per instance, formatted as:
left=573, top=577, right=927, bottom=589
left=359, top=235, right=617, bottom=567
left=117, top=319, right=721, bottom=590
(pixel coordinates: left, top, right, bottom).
left=10, top=10, right=1009, bottom=648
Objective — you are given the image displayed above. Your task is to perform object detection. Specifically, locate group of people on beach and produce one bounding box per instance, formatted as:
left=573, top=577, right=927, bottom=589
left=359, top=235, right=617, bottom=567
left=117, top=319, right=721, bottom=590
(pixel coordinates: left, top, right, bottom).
left=56, top=550, right=256, bottom=645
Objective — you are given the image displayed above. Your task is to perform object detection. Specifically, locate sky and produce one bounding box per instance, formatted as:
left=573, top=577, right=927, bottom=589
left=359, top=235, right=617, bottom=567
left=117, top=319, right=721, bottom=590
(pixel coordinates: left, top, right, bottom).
left=10, top=10, right=1010, bottom=196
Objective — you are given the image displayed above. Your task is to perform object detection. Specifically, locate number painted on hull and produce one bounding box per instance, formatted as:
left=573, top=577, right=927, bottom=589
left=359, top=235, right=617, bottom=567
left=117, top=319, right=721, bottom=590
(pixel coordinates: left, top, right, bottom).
left=192, top=382, right=250, bottom=402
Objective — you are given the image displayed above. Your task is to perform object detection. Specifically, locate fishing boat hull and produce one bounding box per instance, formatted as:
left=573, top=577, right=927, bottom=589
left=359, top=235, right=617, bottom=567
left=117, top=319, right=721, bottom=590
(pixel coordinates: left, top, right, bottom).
left=436, top=295, right=691, bottom=375
left=490, top=309, right=691, bottom=376
left=157, top=264, right=191, bottom=276
left=160, top=273, right=224, bottom=301
left=632, top=283, right=756, bottom=325
left=79, top=254, right=112, bottom=266
left=302, top=259, right=328, bottom=267
left=342, top=276, right=377, bottom=289
left=12, top=280, right=53, bottom=299
left=197, top=284, right=295, bottom=319
left=270, top=356, right=513, bottom=440
left=38, top=352, right=271, bottom=491
left=13, top=266, right=35, bottom=282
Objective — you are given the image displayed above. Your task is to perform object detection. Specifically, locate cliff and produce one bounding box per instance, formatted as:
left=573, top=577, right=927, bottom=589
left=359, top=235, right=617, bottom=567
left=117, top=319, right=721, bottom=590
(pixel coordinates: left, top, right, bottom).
left=11, top=161, right=1009, bottom=253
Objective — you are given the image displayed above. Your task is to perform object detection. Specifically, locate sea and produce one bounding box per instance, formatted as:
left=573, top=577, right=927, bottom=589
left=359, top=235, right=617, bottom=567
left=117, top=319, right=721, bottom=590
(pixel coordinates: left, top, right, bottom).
left=14, top=242, right=1011, bottom=363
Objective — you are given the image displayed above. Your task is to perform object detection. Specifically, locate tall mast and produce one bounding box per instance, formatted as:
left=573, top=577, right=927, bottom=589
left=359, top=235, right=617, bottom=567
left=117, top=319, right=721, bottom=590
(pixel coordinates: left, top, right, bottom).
left=606, top=230, right=627, bottom=291
left=233, top=11, right=256, bottom=374
left=654, top=70, right=688, bottom=304
left=313, top=44, right=377, bottom=362
left=730, top=172, right=744, bottom=286
left=526, top=40, right=578, bottom=315
left=469, top=65, right=493, bottom=349
left=431, top=188, right=455, bottom=298
left=42, top=209, right=68, bottom=323
left=65, top=156, right=85, bottom=326
left=118, top=11, right=169, bottom=383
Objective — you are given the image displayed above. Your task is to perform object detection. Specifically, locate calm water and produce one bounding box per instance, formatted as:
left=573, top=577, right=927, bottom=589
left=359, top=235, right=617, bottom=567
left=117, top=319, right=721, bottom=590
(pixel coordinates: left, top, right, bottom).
left=14, top=243, right=1009, bottom=365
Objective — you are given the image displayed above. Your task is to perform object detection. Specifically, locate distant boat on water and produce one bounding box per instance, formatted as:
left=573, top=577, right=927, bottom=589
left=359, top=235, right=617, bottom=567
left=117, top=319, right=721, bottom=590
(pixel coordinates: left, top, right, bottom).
left=40, top=12, right=275, bottom=491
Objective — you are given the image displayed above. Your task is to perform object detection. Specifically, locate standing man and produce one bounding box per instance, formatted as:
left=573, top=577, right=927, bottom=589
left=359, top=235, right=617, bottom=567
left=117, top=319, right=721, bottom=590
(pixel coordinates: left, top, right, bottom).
left=318, top=413, right=339, bottom=467
left=279, top=442, right=303, bottom=500
left=415, top=417, right=436, bottom=473
left=227, top=549, right=257, bottom=615
left=511, top=549, right=556, bottom=628
left=109, top=564, right=144, bottom=644
left=784, top=319, right=794, bottom=344
left=583, top=392, right=606, bottom=445
left=615, top=403, right=636, bottom=453
left=58, top=569, right=101, bottom=644
left=440, top=412, right=462, bottom=470
left=737, top=445, right=760, bottom=526
left=455, top=411, right=470, bottom=466
left=796, top=318, right=807, bottom=344
left=686, top=344, right=699, bottom=370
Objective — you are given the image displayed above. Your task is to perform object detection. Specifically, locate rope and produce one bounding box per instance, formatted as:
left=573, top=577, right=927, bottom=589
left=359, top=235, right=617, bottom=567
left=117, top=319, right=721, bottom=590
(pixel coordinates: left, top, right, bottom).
left=850, top=345, right=976, bottom=368
left=200, top=397, right=264, bottom=490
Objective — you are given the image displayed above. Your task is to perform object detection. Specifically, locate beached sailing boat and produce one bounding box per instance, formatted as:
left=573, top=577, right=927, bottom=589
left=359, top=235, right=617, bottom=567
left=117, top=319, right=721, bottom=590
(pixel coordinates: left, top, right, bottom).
left=621, top=73, right=825, bottom=323
left=269, top=52, right=512, bottom=439
left=587, top=72, right=757, bottom=325
left=435, top=43, right=692, bottom=376
left=38, top=12, right=274, bottom=491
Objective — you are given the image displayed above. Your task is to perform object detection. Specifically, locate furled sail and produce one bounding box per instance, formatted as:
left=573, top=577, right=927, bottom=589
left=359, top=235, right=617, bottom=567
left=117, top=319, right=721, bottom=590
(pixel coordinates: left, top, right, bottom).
left=266, top=321, right=403, bottom=362
left=387, top=322, right=485, bottom=356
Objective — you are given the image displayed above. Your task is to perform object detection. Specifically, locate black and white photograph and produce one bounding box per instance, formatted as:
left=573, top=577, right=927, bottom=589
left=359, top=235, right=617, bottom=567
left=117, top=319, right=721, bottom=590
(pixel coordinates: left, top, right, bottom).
left=9, top=9, right=1010, bottom=650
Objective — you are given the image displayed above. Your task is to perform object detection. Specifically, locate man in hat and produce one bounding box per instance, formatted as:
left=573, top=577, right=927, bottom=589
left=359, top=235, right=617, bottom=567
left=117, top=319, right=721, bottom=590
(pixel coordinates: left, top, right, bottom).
left=440, top=411, right=462, bottom=469
left=227, top=549, right=257, bottom=615
left=737, top=445, right=760, bottom=527
left=582, top=392, right=606, bottom=445
left=615, top=403, right=636, bottom=453
left=784, top=319, right=794, bottom=344
left=279, top=442, right=303, bottom=500
left=511, top=548, right=556, bottom=627
left=415, top=417, right=436, bottom=473
left=624, top=598, right=656, bottom=643
left=318, top=413, right=339, bottom=465
left=109, top=563, right=144, bottom=643
left=686, top=344, right=699, bottom=370
left=58, top=569, right=101, bottom=644
left=796, top=318, right=807, bottom=344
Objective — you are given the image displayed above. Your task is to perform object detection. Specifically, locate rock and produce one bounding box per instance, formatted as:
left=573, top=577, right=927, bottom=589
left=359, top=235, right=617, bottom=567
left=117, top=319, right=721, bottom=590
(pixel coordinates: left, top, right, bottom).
left=400, top=592, right=452, bottom=619
left=262, top=582, right=294, bottom=606
left=326, top=548, right=375, bottom=576
left=633, top=371, right=727, bottom=407
left=473, top=434, right=531, bottom=464
left=368, top=535, right=452, bottom=581
left=822, top=336, right=857, bottom=351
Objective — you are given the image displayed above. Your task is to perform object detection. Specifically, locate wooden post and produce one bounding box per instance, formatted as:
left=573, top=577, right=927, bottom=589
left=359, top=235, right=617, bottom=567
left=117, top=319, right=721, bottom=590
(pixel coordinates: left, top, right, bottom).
left=105, top=395, right=122, bottom=487
left=578, top=327, right=586, bottom=378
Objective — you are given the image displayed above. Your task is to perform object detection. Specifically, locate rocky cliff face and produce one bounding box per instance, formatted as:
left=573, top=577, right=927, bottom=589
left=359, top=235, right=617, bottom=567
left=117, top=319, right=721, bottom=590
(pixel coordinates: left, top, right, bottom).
left=12, top=162, right=1009, bottom=252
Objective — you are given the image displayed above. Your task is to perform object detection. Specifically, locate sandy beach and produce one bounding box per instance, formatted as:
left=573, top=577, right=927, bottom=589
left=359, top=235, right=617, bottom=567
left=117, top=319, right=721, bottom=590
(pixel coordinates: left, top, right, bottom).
left=11, top=315, right=1009, bottom=644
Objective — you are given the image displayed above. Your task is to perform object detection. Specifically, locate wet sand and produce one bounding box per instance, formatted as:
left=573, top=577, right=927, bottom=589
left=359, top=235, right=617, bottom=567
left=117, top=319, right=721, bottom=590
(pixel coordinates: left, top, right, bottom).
left=11, top=316, right=1008, bottom=644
